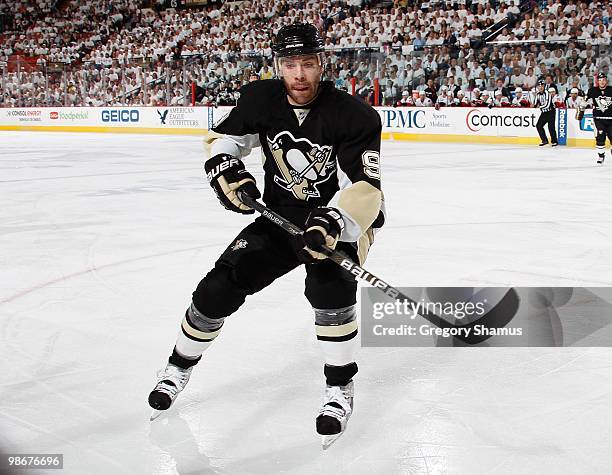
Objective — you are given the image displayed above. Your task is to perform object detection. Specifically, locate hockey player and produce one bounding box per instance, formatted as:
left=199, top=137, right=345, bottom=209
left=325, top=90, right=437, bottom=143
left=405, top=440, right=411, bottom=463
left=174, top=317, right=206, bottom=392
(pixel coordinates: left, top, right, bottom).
left=148, top=23, right=384, bottom=448
left=437, top=84, right=449, bottom=101
left=446, top=90, right=459, bottom=107
left=415, top=90, right=433, bottom=107
left=534, top=79, right=558, bottom=146
left=456, top=90, right=471, bottom=107
left=549, top=86, right=565, bottom=109
left=578, top=72, right=612, bottom=164
left=480, top=90, right=494, bottom=108
left=435, top=89, right=451, bottom=108
left=397, top=90, right=414, bottom=106
left=512, top=87, right=531, bottom=107
left=493, top=90, right=511, bottom=107
left=565, top=88, right=581, bottom=109
left=471, top=88, right=485, bottom=106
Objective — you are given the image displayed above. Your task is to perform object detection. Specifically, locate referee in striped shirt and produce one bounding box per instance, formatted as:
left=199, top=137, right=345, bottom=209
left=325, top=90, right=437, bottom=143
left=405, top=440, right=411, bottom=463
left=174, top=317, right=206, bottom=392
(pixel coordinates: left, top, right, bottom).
left=534, top=79, right=558, bottom=146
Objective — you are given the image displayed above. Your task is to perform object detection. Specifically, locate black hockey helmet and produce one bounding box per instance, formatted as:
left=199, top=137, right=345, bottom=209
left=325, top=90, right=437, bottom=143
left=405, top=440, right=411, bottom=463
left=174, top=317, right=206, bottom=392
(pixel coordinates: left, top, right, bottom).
left=272, top=23, right=325, bottom=77
left=597, top=72, right=608, bottom=80
left=272, top=23, right=324, bottom=58
left=537, top=78, right=545, bottom=86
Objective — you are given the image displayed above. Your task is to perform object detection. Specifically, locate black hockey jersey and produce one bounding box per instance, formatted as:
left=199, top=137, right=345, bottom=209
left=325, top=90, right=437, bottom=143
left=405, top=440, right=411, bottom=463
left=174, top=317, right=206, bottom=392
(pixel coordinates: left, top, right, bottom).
left=207, top=79, right=383, bottom=242
left=587, top=86, right=612, bottom=120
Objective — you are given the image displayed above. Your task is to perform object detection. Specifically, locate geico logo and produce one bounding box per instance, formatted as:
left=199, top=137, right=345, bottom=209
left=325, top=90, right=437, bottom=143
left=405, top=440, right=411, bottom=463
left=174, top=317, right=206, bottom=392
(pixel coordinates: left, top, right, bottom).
left=466, top=109, right=537, bottom=132
left=379, top=109, right=426, bottom=128
left=101, top=110, right=140, bottom=122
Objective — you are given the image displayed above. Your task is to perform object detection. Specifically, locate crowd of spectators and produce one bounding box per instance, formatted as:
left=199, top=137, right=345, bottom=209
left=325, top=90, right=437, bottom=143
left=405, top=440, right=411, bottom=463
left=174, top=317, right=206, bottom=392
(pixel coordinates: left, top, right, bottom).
left=0, top=0, right=609, bottom=108
left=0, top=1, right=58, bottom=34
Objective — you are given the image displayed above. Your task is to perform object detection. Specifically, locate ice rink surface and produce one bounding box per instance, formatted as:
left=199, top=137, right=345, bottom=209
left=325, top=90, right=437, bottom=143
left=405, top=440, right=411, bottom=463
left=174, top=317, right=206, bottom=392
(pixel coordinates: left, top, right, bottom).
left=2, top=132, right=612, bottom=474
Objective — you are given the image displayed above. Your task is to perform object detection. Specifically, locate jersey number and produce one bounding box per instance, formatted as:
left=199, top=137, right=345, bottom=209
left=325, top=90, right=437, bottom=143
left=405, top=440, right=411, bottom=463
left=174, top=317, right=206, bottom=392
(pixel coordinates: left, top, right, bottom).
left=362, top=151, right=381, bottom=180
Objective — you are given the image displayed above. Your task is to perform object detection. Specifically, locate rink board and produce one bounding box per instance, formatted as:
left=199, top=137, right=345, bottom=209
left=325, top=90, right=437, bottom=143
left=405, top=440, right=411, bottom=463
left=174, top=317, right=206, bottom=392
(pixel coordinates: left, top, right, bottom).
left=0, top=105, right=595, bottom=147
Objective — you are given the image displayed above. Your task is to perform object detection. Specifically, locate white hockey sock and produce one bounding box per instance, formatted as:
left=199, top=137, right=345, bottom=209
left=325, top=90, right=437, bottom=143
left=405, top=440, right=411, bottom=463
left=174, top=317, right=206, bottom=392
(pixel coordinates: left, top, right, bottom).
left=314, top=305, right=359, bottom=366
left=317, top=338, right=359, bottom=367
left=175, top=303, right=224, bottom=359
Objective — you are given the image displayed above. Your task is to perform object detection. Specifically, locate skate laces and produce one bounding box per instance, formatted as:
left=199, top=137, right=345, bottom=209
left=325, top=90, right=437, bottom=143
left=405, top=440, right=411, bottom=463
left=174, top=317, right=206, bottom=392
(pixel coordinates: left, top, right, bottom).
left=154, top=380, right=180, bottom=398
left=155, top=364, right=191, bottom=393
left=322, top=384, right=353, bottom=417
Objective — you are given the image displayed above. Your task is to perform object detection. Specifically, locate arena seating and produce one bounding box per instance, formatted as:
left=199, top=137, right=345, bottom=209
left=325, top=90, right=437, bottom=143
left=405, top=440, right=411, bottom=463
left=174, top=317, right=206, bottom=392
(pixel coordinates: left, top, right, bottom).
left=0, top=0, right=609, bottom=108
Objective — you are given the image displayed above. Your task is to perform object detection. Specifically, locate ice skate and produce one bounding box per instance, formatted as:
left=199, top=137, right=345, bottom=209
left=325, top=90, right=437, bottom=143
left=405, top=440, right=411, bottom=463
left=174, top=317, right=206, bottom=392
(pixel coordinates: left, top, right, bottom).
left=148, top=362, right=193, bottom=420
left=316, top=381, right=354, bottom=449
left=597, top=153, right=605, bottom=165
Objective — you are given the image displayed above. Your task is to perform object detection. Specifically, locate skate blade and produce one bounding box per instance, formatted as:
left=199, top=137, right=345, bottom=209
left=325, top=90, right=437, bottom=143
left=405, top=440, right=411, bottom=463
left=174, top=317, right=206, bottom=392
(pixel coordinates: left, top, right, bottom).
left=150, top=410, right=165, bottom=421
left=321, top=433, right=342, bottom=450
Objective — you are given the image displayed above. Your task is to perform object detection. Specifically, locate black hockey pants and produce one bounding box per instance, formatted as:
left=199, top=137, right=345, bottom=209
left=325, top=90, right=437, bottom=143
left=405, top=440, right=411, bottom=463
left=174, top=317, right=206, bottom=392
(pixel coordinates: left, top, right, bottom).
left=536, top=110, right=557, bottom=144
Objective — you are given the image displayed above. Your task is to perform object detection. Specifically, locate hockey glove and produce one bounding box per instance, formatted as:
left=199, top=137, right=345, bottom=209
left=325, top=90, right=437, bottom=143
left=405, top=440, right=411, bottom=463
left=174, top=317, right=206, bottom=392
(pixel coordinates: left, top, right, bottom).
left=297, top=207, right=345, bottom=263
left=205, top=153, right=260, bottom=214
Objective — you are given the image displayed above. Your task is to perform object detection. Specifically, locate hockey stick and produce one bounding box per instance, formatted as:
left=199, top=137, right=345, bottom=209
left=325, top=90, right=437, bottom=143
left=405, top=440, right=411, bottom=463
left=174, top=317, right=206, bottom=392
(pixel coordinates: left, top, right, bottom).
left=238, top=191, right=520, bottom=345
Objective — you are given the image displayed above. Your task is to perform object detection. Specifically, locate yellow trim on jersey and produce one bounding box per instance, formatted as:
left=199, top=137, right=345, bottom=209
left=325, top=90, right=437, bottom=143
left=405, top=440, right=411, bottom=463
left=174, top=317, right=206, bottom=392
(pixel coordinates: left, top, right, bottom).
left=203, top=130, right=225, bottom=158
left=336, top=181, right=382, bottom=235
left=357, top=228, right=375, bottom=265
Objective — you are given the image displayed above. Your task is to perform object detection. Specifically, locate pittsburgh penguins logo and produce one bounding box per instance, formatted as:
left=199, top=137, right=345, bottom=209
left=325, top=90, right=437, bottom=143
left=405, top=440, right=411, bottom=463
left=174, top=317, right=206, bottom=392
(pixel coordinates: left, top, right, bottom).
left=231, top=239, right=248, bottom=251
left=595, top=96, right=612, bottom=113
left=267, top=131, right=334, bottom=200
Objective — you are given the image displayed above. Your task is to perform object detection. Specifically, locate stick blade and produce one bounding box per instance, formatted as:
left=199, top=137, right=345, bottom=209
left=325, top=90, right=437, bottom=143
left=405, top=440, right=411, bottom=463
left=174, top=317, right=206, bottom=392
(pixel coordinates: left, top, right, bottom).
left=460, top=288, right=521, bottom=345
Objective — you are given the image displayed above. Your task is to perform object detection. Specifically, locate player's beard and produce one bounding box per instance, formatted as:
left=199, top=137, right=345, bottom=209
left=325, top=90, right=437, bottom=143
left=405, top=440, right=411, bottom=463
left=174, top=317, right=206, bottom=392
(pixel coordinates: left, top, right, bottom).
left=285, top=79, right=321, bottom=106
